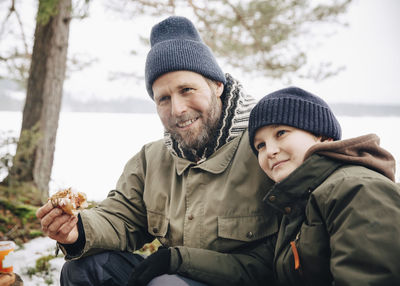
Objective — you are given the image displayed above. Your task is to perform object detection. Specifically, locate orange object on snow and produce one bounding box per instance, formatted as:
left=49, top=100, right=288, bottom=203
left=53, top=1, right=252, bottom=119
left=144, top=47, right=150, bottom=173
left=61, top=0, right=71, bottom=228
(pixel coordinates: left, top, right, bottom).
left=0, top=241, right=15, bottom=273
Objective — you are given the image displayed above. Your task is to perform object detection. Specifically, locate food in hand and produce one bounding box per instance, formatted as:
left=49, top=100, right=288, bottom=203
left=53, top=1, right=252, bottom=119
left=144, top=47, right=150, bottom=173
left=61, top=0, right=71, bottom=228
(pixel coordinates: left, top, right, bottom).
left=49, top=188, right=88, bottom=216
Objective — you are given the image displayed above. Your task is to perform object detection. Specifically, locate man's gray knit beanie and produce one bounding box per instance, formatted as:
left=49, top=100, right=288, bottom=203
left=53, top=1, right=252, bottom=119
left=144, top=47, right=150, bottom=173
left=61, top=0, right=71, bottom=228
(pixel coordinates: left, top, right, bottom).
left=248, top=87, right=342, bottom=155
left=145, top=16, right=226, bottom=98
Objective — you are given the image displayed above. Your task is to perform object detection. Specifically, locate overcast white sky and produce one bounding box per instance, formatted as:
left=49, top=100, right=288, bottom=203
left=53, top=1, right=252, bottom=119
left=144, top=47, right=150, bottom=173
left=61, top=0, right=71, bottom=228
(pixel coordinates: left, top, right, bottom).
left=64, top=0, right=400, bottom=105
left=292, top=0, right=400, bottom=105
left=3, top=0, right=399, bottom=105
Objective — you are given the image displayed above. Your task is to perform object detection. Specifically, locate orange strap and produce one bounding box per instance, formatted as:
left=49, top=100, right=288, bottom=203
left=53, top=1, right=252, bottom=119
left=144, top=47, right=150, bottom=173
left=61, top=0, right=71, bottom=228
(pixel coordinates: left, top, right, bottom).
left=290, top=241, right=301, bottom=270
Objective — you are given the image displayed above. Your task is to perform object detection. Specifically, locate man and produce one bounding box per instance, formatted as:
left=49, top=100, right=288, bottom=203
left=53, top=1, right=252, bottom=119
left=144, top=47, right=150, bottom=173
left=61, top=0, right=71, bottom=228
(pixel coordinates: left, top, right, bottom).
left=36, top=16, right=278, bottom=286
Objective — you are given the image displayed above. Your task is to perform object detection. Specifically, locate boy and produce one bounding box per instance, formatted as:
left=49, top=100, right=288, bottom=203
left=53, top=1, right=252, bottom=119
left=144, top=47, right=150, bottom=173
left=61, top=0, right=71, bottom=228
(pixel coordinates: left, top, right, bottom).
left=247, top=86, right=400, bottom=285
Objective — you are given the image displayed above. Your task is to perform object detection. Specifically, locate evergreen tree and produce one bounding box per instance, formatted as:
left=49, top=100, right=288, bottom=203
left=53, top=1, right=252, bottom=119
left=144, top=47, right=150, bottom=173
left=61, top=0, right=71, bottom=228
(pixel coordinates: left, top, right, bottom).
left=113, top=0, right=352, bottom=80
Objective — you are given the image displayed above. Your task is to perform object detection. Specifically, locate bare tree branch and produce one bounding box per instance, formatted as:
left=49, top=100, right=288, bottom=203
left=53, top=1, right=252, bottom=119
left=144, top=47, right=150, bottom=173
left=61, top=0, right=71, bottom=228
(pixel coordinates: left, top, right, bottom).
left=0, top=0, right=16, bottom=40
left=13, top=2, right=29, bottom=55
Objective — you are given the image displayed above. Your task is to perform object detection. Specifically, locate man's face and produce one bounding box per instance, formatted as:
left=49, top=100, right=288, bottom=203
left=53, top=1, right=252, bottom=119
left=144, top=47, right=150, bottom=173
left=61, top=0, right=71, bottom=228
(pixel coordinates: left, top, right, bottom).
left=253, top=125, right=324, bottom=183
left=153, top=71, right=224, bottom=150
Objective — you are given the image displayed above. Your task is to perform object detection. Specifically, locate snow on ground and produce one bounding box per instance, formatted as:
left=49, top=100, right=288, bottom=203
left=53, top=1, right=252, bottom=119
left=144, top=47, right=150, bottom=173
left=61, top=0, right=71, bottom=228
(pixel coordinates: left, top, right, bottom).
left=13, top=237, right=64, bottom=286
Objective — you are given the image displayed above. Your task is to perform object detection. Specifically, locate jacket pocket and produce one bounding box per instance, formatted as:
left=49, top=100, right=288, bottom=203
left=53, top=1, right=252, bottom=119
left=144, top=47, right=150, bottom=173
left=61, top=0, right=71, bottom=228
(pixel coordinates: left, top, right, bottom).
left=277, top=239, right=306, bottom=286
left=297, top=222, right=332, bottom=286
left=218, top=215, right=277, bottom=242
left=147, top=210, right=169, bottom=237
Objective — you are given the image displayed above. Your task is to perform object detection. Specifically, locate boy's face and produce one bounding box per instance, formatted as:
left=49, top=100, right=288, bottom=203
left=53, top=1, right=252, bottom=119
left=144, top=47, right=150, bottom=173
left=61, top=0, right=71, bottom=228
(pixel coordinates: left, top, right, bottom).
left=253, top=125, right=323, bottom=183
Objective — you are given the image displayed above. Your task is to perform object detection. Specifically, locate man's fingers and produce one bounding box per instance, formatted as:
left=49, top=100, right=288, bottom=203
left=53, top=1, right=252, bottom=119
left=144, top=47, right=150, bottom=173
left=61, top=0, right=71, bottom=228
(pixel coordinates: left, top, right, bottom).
left=47, top=214, right=71, bottom=234
left=36, top=200, right=79, bottom=244
left=36, top=201, right=54, bottom=219
left=40, top=207, right=63, bottom=230
left=128, top=261, right=147, bottom=286
left=54, top=216, right=79, bottom=244
left=58, top=216, right=78, bottom=236
left=137, top=268, right=156, bottom=286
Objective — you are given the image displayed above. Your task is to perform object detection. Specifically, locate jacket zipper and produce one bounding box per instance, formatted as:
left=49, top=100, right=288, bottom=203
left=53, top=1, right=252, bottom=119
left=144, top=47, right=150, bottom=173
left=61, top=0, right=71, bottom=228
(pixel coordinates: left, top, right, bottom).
left=290, top=231, right=302, bottom=273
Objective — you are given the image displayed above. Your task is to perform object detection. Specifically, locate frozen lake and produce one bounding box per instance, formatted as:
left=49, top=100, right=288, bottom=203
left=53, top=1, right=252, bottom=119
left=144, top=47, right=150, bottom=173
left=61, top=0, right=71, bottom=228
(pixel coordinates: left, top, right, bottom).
left=1, top=111, right=399, bottom=202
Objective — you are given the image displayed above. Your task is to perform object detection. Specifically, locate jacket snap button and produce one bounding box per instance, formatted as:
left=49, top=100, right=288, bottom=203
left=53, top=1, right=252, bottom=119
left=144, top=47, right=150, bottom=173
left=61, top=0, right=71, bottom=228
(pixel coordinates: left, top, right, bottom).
left=269, top=195, right=276, bottom=202
left=152, top=227, right=159, bottom=233
left=246, top=231, right=254, bottom=239
left=188, top=214, right=194, bottom=220
left=284, top=207, right=292, bottom=214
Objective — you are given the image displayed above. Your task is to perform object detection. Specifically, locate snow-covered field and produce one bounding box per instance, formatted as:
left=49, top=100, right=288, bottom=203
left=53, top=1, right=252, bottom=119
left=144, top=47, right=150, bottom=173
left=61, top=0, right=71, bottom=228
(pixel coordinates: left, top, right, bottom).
left=12, top=237, right=63, bottom=285
left=1, top=111, right=400, bottom=285
left=0, top=112, right=164, bottom=201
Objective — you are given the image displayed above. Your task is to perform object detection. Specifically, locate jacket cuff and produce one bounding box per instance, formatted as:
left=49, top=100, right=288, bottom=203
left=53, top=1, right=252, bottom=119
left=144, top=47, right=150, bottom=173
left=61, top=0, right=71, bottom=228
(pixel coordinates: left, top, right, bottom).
left=169, top=247, right=183, bottom=273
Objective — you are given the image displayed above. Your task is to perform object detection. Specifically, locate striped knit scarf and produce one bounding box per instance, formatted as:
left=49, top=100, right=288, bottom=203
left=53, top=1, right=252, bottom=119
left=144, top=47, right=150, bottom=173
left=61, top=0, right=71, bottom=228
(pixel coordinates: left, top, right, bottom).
left=164, top=73, right=257, bottom=162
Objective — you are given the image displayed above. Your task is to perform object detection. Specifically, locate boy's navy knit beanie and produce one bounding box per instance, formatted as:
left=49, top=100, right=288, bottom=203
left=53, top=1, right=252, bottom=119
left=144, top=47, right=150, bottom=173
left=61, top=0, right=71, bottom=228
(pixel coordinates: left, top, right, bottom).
left=145, top=16, right=226, bottom=98
left=248, top=87, right=342, bottom=155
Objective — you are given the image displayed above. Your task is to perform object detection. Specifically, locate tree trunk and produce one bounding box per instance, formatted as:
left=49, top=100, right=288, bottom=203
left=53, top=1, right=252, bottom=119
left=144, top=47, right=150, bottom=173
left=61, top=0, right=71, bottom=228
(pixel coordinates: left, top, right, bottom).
left=10, top=0, right=71, bottom=203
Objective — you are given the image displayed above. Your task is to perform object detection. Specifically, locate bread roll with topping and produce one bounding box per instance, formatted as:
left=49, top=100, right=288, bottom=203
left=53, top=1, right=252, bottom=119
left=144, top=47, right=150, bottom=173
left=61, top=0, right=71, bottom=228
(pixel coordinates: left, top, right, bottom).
left=49, top=188, right=88, bottom=216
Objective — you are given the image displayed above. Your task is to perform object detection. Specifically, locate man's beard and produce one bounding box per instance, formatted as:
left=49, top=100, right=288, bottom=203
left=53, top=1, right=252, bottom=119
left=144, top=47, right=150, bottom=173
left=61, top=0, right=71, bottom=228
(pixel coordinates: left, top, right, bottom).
left=167, top=94, right=221, bottom=151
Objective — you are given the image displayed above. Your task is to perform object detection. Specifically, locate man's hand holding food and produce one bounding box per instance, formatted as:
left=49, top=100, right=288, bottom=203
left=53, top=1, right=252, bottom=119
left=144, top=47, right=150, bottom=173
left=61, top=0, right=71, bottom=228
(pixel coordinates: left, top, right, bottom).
left=36, top=188, right=88, bottom=244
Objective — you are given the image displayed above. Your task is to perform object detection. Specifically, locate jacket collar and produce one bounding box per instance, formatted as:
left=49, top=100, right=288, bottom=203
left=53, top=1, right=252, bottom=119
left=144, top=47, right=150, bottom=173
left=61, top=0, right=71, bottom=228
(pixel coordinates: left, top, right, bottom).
left=263, top=154, right=342, bottom=214
left=173, top=132, right=242, bottom=175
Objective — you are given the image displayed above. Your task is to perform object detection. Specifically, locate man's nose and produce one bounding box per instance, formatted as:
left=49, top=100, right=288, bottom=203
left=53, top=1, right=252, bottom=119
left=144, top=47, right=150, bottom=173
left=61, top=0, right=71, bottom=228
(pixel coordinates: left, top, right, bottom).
left=171, top=96, right=188, bottom=116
